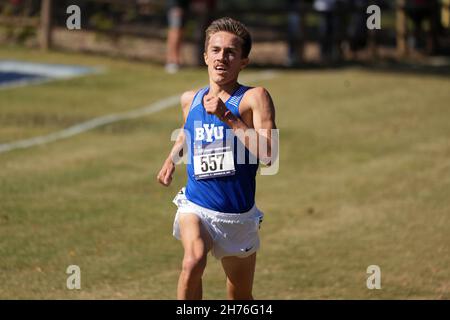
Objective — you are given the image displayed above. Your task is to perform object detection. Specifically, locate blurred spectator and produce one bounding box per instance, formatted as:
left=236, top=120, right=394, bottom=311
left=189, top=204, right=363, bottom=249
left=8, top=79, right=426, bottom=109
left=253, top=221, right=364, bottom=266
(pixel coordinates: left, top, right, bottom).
left=165, top=0, right=216, bottom=74
left=405, top=0, right=440, bottom=54
left=346, top=0, right=369, bottom=56
left=313, top=0, right=347, bottom=62
left=287, top=0, right=302, bottom=66
left=165, top=0, right=189, bottom=73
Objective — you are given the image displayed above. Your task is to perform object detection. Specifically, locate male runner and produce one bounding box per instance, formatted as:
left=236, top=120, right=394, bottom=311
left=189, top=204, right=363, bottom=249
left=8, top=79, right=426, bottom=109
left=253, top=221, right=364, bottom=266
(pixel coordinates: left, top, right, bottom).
left=157, top=17, right=277, bottom=300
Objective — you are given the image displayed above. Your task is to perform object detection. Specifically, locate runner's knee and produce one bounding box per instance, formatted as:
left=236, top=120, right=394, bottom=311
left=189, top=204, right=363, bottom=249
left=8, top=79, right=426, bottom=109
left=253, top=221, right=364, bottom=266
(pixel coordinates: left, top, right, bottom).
left=181, top=253, right=207, bottom=278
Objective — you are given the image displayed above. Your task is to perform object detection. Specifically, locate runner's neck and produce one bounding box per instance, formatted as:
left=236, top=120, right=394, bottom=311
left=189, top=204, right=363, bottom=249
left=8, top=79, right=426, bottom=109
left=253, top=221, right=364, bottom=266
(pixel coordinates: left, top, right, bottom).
left=208, top=82, right=240, bottom=101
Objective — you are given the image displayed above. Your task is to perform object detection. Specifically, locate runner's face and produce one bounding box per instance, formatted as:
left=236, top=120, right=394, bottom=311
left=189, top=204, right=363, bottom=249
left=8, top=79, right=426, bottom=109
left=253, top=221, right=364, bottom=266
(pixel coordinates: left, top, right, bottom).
left=204, top=31, right=249, bottom=84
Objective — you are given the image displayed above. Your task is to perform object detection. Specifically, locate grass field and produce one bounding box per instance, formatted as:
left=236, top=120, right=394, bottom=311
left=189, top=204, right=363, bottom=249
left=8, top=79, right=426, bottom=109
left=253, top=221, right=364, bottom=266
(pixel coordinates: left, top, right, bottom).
left=0, top=46, right=449, bottom=299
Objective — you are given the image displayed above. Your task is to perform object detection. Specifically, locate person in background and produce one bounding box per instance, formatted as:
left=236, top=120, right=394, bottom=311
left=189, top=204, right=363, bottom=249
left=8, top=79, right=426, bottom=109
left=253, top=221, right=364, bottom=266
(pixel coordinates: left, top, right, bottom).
left=313, top=0, right=347, bottom=62
left=165, top=0, right=217, bottom=74
left=405, top=0, right=440, bottom=55
left=287, top=0, right=303, bottom=66
left=165, top=0, right=189, bottom=74
left=346, top=0, right=369, bottom=58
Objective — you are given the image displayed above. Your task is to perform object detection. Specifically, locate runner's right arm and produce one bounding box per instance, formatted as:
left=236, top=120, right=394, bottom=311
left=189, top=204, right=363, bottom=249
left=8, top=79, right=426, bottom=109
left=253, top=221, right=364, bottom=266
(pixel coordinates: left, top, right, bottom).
left=157, top=91, right=195, bottom=186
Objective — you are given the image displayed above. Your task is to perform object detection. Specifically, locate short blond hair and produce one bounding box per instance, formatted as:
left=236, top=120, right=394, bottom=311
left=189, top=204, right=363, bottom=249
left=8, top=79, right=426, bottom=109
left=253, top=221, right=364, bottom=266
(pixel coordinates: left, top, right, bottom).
left=204, top=17, right=252, bottom=58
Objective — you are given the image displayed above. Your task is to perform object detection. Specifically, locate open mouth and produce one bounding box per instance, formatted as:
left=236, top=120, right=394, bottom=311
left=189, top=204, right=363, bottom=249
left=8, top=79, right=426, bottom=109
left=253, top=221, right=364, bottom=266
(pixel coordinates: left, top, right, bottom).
left=214, top=65, right=227, bottom=72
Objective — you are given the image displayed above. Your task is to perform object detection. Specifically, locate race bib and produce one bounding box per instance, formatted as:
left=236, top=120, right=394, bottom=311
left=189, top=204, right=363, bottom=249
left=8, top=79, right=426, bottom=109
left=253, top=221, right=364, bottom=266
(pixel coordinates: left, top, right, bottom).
left=193, top=145, right=235, bottom=180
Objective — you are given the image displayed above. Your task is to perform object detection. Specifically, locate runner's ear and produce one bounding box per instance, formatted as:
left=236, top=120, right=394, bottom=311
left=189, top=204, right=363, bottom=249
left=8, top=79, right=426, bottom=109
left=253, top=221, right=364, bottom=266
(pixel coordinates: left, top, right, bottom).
left=240, top=57, right=249, bottom=70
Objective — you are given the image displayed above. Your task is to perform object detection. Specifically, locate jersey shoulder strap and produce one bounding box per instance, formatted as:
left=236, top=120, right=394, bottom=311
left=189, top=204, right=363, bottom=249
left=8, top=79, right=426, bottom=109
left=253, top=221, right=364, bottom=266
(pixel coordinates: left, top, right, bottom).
left=189, top=86, right=209, bottom=112
left=227, top=85, right=251, bottom=109
left=226, top=85, right=252, bottom=117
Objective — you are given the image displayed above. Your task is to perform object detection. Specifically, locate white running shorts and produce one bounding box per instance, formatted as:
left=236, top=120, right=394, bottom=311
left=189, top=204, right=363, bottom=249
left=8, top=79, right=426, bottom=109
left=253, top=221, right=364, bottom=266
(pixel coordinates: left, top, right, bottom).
left=172, top=187, right=264, bottom=260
